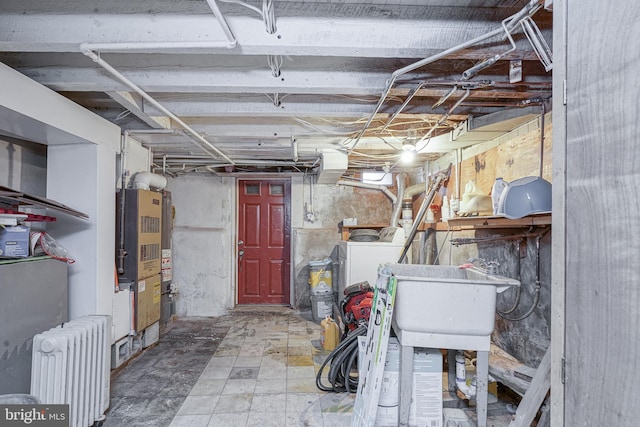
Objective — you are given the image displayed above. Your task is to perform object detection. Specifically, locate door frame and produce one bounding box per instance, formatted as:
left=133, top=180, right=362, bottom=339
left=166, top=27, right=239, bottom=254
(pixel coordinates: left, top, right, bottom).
left=235, top=177, right=293, bottom=306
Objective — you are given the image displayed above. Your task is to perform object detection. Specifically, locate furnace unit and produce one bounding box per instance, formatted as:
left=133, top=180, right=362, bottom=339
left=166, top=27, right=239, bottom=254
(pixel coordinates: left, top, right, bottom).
left=117, top=189, right=162, bottom=332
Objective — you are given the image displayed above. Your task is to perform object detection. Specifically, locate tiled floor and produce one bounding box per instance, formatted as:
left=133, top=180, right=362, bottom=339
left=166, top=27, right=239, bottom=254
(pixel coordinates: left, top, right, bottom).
left=105, top=307, right=516, bottom=427
left=168, top=307, right=354, bottom=427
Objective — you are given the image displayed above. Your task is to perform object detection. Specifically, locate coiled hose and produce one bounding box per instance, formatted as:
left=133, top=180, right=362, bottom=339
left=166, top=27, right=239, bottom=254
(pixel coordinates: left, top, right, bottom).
left=315, top=325, right=368, bottom=393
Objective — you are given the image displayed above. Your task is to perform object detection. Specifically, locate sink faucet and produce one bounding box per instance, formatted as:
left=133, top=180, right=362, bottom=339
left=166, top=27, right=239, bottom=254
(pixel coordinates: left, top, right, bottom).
left=467, top=257, right=500, bottom=275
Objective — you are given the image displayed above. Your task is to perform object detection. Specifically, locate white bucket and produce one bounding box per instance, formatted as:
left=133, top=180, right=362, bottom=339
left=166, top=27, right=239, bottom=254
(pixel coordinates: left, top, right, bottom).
left=311, top=292, right=335, bottom=322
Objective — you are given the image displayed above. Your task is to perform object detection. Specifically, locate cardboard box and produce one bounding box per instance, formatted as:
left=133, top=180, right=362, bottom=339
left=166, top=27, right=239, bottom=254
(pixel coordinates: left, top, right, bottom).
left=410, top=348, right=443, bottom=427
left=0, top=225, right=29, bottom=258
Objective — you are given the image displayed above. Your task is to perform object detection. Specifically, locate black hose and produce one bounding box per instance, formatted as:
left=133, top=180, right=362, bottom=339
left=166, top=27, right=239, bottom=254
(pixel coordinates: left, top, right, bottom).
left=316, top=325, right=367, bottom=393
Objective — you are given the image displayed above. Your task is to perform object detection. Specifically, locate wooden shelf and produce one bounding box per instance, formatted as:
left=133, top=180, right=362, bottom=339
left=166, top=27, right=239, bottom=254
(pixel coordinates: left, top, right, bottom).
left=419, top=222, right=451, bottom=231
left=420, top=212, right=551, bottom=231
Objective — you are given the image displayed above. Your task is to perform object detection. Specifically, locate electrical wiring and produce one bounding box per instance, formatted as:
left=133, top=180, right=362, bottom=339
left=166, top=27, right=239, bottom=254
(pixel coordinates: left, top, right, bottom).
left=218, top=0, right=263, bottom=17
left=114, top=110, right=132, bottom=122
left=292, top=117, right=360, bottom=135
left=267, top=54, right=283, bottom=77
left=262, top=0, right=277, bottom=34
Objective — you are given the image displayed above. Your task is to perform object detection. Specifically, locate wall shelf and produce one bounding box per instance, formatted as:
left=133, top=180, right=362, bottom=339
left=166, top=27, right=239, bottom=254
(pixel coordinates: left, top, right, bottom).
left=420, top=212, right=551, bottom=231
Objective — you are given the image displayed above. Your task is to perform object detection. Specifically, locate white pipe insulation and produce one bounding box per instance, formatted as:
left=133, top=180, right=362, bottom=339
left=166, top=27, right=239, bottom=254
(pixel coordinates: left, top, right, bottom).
left=131, top=172, right=168, bottom=191
left=336, top=180, right=397, bottom=204
left=390, top=173, right=407, bottom=227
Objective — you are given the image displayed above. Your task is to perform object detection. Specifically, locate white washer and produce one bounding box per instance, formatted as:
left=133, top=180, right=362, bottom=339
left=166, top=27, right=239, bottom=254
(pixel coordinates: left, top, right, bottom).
left=337, top=227, right=405, bottom=298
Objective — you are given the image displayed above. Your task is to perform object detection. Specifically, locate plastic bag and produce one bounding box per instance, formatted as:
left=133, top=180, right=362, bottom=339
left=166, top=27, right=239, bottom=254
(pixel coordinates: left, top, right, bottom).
left=29, top=231, right=76, bottom=264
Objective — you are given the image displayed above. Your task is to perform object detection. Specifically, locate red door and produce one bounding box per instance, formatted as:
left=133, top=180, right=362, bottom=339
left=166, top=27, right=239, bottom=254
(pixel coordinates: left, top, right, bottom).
left=237, top=180, right=291, bottom=304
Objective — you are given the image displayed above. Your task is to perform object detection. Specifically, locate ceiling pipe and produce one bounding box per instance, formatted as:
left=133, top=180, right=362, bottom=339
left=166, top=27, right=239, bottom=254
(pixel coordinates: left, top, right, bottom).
left=79, top=0, right=236, bottom=165
left=80, top=46, right=235, bottom=165
left=379, top=81, right=426, bottom=133
left=350, top=0, right=543, bottom=152
left=336, top=179, right=397, bottom=204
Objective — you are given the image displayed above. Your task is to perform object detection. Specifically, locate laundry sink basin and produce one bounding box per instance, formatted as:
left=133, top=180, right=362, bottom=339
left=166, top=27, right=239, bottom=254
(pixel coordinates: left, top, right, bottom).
left=387, top=263, right=520, bottom=351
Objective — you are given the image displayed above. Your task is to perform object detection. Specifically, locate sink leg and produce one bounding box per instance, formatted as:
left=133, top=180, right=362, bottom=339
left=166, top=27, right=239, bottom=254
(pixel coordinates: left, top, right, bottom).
left=476, top=350, right=489, bottom=427
left=399, top=345, right=414, bottom=427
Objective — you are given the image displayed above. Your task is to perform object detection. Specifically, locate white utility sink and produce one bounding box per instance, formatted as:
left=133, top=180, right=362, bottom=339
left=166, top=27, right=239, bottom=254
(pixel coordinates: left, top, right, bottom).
left=388, top=263, right=520, bottom=351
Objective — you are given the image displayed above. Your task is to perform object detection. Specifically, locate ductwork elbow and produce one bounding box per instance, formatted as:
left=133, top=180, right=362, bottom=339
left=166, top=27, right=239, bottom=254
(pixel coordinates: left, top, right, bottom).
left=131, top=172, right=167, bottom=191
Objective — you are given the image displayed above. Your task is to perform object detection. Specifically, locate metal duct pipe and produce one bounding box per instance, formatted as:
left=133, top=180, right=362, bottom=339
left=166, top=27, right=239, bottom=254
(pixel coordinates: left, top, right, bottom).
left=336, top=180, right=397, bottom=204
left=390, top=173, right=407, bottom=227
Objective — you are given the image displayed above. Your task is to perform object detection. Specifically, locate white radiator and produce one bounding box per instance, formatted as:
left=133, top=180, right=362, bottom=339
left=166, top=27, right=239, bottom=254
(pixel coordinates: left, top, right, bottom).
left=31, top=315, right=112, bottom=427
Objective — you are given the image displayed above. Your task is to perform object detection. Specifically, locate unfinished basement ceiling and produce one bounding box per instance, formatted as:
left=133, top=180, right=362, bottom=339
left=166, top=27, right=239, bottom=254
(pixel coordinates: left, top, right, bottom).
left=0, top=0, right=552, bottom=176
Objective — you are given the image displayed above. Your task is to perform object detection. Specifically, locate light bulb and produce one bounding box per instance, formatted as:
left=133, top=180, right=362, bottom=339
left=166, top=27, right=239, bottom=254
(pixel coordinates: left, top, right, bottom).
left=400, top=150, right=415, bottom=164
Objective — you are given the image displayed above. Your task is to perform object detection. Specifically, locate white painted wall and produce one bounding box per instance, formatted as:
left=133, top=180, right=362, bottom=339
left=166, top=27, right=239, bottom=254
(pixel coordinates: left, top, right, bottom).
left=47, top=143, right=117, bottom=320
left=0, top=135, right=46, bottom=195
left=167, top=174, right=235, bottom=317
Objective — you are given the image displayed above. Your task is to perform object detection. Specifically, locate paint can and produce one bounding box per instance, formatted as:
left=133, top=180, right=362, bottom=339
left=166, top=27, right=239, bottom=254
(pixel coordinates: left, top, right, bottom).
left=308, top=258, right=333, bottom=295
left=311, top=292, right=335, bottom=322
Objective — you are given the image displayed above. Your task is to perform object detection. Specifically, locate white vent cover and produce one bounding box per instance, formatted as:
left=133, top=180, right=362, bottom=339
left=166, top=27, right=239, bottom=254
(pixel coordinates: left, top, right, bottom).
left=316, top=150, right=348, bottom=184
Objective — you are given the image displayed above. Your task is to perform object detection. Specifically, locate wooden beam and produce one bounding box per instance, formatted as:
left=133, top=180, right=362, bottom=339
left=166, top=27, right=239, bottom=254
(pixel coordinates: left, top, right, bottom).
left=508, top=347, right=551, bottom=427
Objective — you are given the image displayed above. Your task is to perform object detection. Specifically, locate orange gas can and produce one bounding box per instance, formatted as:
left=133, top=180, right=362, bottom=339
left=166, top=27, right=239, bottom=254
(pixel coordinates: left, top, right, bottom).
left=321, top=316, right=340, bottom=351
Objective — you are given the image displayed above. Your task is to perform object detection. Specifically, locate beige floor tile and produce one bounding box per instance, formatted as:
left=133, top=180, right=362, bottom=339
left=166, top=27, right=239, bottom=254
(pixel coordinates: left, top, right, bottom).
left=213, top=393, right=253, bottom=413
left=234, top=356, right=262, bottom=367
left=200, top=365, right=233, bottom=380
left=207, top=412, right=249, bottom=426
left=287, top=366, right=316, bottom=379
left=287, top=377, right=320, bottom=393
left=288, top=338, right=312, bottom=347
left=170, top=414, right=212, bottom=427
left=287, top=345, right=312, bottom=356
left=254, top=378, right=287, bottom=394
left=287, top=355, right=314, bottom=366
left=258, top=365, right=288, bottom=379
left=190, top=379, right=227, bottom=396
left=246, top=412, right=287, bottom=427
left=250, top=393, right=287, bottom=412
left=221, top=378, right=257, bottom=395
left=206, top=356, right=236, bottom=367
left=176, top=395, right=220, bottom=416
left=285, top=392, right=322, bottom=413
left=261, top=354, right=288, bottom=366
left=285, top=410, right=324, bottom=427
left=214, top=346, right=241, bottom=357
left=323, top=412, right=353, bottom=425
